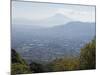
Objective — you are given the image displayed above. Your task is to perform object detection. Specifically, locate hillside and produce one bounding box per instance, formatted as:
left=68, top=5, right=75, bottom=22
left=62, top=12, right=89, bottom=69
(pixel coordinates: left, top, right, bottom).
left=11, top=38, right=96, bottom=74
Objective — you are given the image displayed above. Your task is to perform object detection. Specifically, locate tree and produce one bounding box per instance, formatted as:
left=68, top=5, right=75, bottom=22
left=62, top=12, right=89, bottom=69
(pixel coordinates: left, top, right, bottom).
left=11, top=63, right=30, bottom=75
left=48, top=57, right=80, bottom=71
left=11, top=49, right=26, bottom=64
left=80, top=38, right=96, bottom=69
left=11, top=49, right=31, bottom=75
left=29, top=62, right=44, bottom=73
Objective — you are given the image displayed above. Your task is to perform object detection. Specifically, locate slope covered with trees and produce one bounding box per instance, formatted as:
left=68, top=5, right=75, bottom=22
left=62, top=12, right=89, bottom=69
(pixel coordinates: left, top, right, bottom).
left=11, top=49, right=45, bottom=75
left=47, top=38, right=96, bottom=71
left=80, top=38, right=96, bottom=69
left=47, top=57, right=80, bottom=71
left=11, top=49, right=31, bottom=75
left=11, top=38, right=96, bottom=74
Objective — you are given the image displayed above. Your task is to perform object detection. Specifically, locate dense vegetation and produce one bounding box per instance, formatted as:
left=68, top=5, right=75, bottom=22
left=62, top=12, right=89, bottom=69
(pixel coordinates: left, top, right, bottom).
left=11, top=49, right=31, bottom=75
left=80, top=39, right=96, bottom=69
left=47, top=57, right=80, bottom=71
left=11, top=38, right=96, bottom=74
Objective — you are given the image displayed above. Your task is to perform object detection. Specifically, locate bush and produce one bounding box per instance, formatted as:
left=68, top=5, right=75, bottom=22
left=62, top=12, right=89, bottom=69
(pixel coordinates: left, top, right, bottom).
left=80, top=39, right=96, bottom=69
left=11, top=63, right=31, bottom=75
left=11, top=49, right=27, bottom=65
left=11, top=49, right=31, bottom=75
left=48, top=57, right=80, bottom=71
left=29, top=62, right=44, bottom=73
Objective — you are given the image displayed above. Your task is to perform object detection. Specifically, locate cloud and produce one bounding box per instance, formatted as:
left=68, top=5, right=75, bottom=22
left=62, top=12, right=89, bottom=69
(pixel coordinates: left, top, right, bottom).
left=12, top=1, right=95, bottom=26
left=57, top=8, right=95, bottom=22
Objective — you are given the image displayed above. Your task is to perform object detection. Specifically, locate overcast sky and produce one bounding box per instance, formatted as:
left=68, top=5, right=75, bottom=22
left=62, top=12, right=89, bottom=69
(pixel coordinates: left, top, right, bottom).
left=12, top=1, right=95, bottom=27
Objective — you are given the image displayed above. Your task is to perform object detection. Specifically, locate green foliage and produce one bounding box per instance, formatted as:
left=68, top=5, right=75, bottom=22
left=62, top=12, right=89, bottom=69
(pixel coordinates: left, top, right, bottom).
left=11, top=49, right=45, bottom=74
left=11, top=49, right=31, bottom=75
left=29, top=62, right=44, bottom=73
left=11, top=38, right=96, bottom=74
left=47, top=38, right=96, bottom=71
left=11, top=49, right=27, bottom=65
left=11, top=63, right=31, bottom=75
left=80, top=38, right=96, bottom=69
left=48, top=57, right=80, bottom=71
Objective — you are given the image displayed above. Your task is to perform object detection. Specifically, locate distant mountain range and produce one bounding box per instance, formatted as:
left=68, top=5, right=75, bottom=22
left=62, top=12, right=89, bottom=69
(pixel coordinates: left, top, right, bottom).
left=24, top=21, right=95, bottom=40
left=12, top=20, right=95, bottom=63
left=42, top=22, right=95, bottom=38
left=12, top=0, right=96, bottom=64
left=12, top=21, right=95, bottom=44
left=12, top=13, right=72, bottom=27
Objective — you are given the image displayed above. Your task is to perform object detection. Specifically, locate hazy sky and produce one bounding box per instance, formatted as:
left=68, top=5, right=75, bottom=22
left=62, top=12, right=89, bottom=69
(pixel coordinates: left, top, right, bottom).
left=12, top=1, right=95, bottom=27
